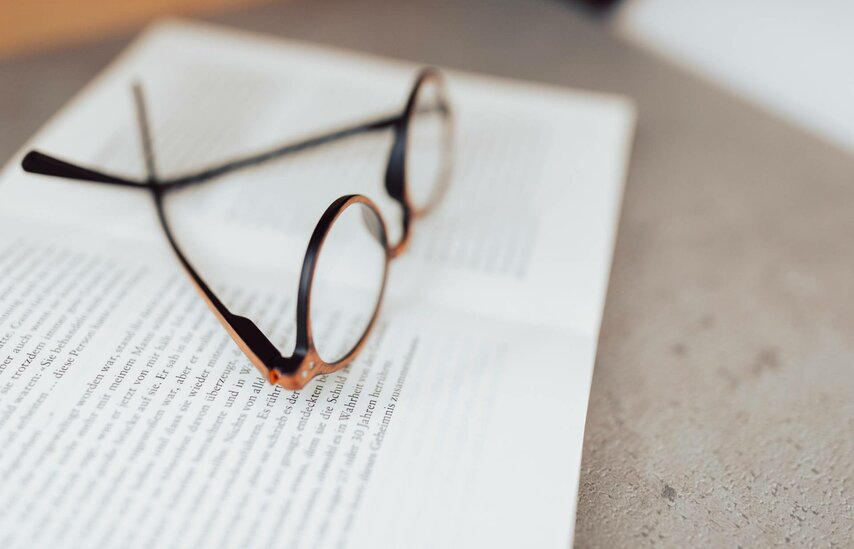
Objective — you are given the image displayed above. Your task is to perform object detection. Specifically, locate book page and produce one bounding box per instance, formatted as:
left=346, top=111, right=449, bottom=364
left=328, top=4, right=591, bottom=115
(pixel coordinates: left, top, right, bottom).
left=0, top=20, right=634, bottom=549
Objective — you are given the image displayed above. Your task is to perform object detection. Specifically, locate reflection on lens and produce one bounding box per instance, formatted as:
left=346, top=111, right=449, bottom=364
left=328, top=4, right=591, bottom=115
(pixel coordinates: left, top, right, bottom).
left=405, top=75, right=453, bottom=213
left=310, top=202, right=387, bottom=363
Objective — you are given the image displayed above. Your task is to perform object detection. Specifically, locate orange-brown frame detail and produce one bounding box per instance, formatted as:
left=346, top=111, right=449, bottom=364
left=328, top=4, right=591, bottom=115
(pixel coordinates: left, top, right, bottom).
left=20, top=68, right=453, bottom=390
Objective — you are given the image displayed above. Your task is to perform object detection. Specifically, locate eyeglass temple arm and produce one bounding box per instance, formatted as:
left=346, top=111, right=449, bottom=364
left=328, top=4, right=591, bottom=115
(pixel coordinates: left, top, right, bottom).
left=20, top=83, right=160, bottom=189
left=165, top=114, right=399, bottom=190
left=156, top=200, right=287, bottom=371
left=132, top=82, right=159, bottom=182
left=22, top=92, right=408, bottom=195
left=133, top=83, right=289, bottom=375
left=21, top=150, right=146, bottom=188
left=22, top=114, right=398, bottom=190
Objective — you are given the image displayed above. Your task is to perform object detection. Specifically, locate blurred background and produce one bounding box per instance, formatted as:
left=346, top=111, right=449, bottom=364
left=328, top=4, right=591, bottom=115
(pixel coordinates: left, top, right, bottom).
left=616, top=0, right=854, bottom=154
left=0, top=0, right=266, bottom=57
left=3, top=0, right=853, bottom=155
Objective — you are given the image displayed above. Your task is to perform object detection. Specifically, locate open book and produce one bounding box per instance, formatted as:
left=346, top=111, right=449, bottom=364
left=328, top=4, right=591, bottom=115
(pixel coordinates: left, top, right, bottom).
left=0, top=21, right=634, bottom=549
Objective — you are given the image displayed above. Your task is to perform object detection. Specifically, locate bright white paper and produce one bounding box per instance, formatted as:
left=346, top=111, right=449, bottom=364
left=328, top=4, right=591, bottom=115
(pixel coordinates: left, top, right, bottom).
left=0, top=20, right=634, bottom=549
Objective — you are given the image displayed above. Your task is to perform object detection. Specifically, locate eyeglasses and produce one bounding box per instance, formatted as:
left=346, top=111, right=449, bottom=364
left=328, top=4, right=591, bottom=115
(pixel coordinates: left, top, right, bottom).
left=21, top=68, right=453, bottom=390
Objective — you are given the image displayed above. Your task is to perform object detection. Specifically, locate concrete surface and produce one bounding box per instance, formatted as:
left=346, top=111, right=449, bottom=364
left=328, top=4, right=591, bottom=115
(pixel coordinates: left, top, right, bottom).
left=1, top=0, right=851, bottom=546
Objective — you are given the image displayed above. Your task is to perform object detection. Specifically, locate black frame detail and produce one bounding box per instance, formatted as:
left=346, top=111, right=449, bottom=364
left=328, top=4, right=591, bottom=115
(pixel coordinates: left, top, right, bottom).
left=20, top=68, right=452, bottom=390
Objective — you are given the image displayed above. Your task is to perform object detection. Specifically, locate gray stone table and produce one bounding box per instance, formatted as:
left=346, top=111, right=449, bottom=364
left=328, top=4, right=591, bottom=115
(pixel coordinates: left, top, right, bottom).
left=1, top=0, right=851, bottom=546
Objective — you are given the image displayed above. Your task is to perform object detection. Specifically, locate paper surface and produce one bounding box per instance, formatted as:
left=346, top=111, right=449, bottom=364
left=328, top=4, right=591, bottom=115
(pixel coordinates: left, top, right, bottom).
left=0, top=20, right=634, bottom=549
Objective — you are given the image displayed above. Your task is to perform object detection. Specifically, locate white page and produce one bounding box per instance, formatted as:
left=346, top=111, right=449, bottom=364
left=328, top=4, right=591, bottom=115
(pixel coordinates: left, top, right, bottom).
left=0, top=20, right=634, bottom=549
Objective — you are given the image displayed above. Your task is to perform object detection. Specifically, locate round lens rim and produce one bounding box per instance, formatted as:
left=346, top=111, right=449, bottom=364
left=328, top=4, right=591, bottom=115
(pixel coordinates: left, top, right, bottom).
left=293, top=194, right=390, bottom=379
left=383, top=68, right=454, bottom=258
left=401, top=68, right=454, bottom=217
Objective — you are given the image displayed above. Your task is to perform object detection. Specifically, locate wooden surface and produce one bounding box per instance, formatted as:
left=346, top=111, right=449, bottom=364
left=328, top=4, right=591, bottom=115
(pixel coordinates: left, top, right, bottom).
left=1, top=0, right=852, bottom=546
left=0, top=0, right=271, bottom=57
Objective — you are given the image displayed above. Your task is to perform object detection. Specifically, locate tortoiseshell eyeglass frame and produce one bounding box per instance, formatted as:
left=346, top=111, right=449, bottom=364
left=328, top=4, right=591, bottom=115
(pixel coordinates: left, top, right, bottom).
left=20, top=68, right=453, bottom=390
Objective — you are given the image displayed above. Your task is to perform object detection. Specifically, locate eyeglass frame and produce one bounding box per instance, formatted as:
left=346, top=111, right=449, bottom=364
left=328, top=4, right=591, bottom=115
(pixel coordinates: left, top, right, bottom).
left=20, top=67, right=453, bottom=390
